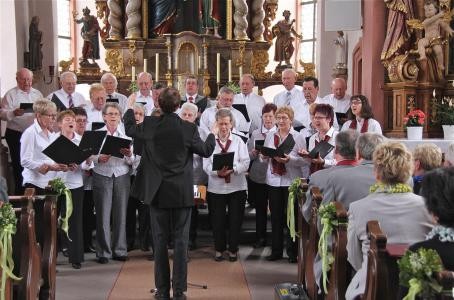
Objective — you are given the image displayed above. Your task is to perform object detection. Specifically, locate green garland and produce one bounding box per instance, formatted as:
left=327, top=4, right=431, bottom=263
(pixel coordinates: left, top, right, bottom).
left=0, top=203, right=21, bottom=300
left=127, top=81, right=138, bottom=93
left=318, top=202, right=339, bottom=294
left=287, top=178, right=302, bottom=242
left=49, top=178, right=73, bottom=239
left=398, top=248, right=443, bottom=300
left=369, top=182, right=412, bottom=194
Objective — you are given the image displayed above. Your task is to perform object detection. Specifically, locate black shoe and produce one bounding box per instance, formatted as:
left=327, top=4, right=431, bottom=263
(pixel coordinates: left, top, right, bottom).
left=84, top=244, right=96, bottom=253
left=62, top=248, right=69, bottom=257
left=112, top=256, right=129, bottom=261
left=266, top=253, right=282, bottom=261
left=148, top=253, right=155, bottom=261
left=288, top=256, right=297, bottom=263
left=97, top=257, right=109, bottom=264
left=72, top=263, right=81, bottom=269
left=253, top=239, right=267, bottom=248
left=154, top=291, right=170, bottom=300
left=173, top=291, right=187, bottom=300
left=214, top=251, right=224, bottom=262
left=228, top=252, right=238, bottom=262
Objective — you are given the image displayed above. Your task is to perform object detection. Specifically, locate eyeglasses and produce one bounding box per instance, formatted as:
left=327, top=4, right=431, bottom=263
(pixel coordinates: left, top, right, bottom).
left=276, top=116, right=290, bottom=121
left=351, top=100, right=362, bottom=105
left=313, top=116, right=327, bottom=120
left=42, top=113, right=57, bottom=118
left=76, top=119, right=88, bottom=123
left=104, top=112, right=120, bottom=116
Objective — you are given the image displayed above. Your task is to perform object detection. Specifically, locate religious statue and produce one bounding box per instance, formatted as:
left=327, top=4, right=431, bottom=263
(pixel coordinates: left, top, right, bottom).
left=149, top=0, right=177, bottom=36
left=202, top=0, right=221, bottom=38
left=73, top=7, right=101, bottom=66
left=272, top=10, right=302, bottom=67
left=334, top=31, right=346, bottom=67
left=416, top=0, right=454, bottom=71
left=381, top=0, right=415, bottom=66
left=28, top=16, right=43, bottom=71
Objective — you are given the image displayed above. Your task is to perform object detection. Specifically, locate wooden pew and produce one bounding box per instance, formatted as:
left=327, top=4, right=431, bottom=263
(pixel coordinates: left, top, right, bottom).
left=0, top=202, right=12, bottom=300
left=436, top=270, right=454, bottom=300
left=325, top=201, right=348, bottom=300
left=297, top=178, right=309, bottom=286
left=9, top=188, right=42, bottom=300
left=304, top=186, right=322, bottom=300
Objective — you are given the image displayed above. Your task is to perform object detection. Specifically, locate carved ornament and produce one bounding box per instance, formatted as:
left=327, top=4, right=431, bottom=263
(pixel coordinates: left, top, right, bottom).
left=251, top=50, right=272, bottom=79
left=386, top=53, right=419, bottom=83
left=128, top=40, right=138, bottom=66
left=105, top=49, right=125, bottom=77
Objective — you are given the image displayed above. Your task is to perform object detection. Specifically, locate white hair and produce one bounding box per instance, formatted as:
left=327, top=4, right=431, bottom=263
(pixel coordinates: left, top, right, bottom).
left=60, top=71, right=77, bottom=82
left=101, top=73, right=118, bottom=86
left=179, top=102, right=198, bottom=116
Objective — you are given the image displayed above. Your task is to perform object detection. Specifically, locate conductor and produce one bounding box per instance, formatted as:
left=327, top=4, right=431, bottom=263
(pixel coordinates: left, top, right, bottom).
left=124, top=87, right=216, bottom=300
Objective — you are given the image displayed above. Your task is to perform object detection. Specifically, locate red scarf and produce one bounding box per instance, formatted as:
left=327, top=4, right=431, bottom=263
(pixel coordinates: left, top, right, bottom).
left=336, top=159, right=358, bottom=166
left=349, top=118, right=369, bottom=133
left=216, top=138, right=232, bottom=183
left=310, top=134, right=332, bottom=174
left=271, top=134, right=286, bottom=176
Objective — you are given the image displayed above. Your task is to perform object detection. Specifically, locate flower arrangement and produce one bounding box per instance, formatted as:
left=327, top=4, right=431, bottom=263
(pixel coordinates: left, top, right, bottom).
left=398, top=248, right=443, bottom=300
left=287, top=178, right=302, bottom=242
left=49, top=178, right=72, bottom=238
left=318, top=202, right=337, bottom=293
left=404, top=109, right=425, bottom=127
left=225, top=81, right=241, bottom=94
left=433, top=96, right=454, bottom=125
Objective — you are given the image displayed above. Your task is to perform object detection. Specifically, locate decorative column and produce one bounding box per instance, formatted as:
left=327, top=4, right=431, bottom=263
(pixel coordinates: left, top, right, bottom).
left=95, top=0, right=109, bottom=41
left=226, top=0, right=233, bottom=40
left=125, top=0, right=142, bottom=39
left=251, top=0, right=265, bottom=42
left=107, top=0, right=123, bottom=40
left=165, top=35, right=173, bottom=87
left=263, top=0, right=278, bottom=42
left=202, top=37, right=211, bottom=97
left=233, top=0, right=249, bottom=40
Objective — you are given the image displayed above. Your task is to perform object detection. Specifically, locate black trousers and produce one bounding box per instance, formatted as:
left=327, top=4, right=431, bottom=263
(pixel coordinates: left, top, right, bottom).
left=5, top=128, right=24, bottom=194
left=82, top=190, right=96, bottom=249
left=150, top=205, right=191, bottom=295
left=126, top=194, right=152, bottom=250
left=268, top=186, right=297, bottom=258
left=249, top=180, right=269, bottom=241
left=63, top=187, right=84, bottom=264
left=189, top=207, right=198, bottom=242
left=208, top=191, right=246, bottom=253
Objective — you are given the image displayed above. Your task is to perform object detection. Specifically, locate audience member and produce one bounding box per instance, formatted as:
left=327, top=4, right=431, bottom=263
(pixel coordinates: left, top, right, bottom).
left=444, top=142, right=454, bottom=166
left=412, top=143, right=442, bottom=195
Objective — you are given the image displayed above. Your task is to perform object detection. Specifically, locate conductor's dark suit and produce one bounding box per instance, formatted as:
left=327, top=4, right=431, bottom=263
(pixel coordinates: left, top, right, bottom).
left=124, top=109, right=215, bottom=297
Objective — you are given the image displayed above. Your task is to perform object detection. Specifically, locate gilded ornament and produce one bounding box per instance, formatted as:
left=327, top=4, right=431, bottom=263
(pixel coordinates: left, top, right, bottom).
left=128, top=40, right=138, bottom=66
left=105, top=49, right=125, bottom=77
left=251, top=50, right=271, bottom=79
left=59, top=58, right=74, bottom=72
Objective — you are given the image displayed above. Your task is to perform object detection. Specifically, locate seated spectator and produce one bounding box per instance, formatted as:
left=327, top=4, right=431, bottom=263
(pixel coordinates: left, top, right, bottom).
left=443, top=142, right=454, bottom=167
left=346, top=141, right=433, bottom=300
left=409, top=167, right=454, bottom=270
left=412, top=143, right=442, bottom=195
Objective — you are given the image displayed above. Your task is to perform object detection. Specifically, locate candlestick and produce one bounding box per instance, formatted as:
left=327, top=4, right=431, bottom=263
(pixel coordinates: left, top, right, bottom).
left=144, top=59, right=148, bottom=73
left=216, top=53, right=220, bottom=83
left=131, top=66, right=136, bottom=81
left=156, top=53, right=160, bottom=81
left=239, top=65, right=243, bottom=79
left=228, top=60, right=232, bottom=83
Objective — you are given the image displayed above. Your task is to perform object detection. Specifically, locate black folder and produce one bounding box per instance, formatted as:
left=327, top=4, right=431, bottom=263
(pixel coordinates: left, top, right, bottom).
left=19, top=103, right=34, bottom=113
left=106, top=98, right=119, bottom=103
left=136, top=101, right=147, bottom=106
left=260, top=134, right=295, bottom=157
left=335, top=112, right=348, bottom=127
left=232, top=104, right=250, bottom=122
left=100, top=135, right=132, bottom=158
left=293, top=125, right=305, bottom=132
left=79, top=130, right=107, bottom=155
left=254, top=139, right=265, bottom=150
left=42, top=135, right=91, bottom=165
left=91, top=122, right=105, bottom=131
left=51, top=94, right=67, bottom=111
left=232, top=132, right=248, bottom=144
left=212, top=152, right=234, bottom=171
left=308, top=141, right=335, bottom=159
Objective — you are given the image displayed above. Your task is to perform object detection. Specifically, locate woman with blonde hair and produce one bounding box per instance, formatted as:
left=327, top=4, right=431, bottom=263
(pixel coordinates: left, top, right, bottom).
left=346, top=142, right=433, bottom=299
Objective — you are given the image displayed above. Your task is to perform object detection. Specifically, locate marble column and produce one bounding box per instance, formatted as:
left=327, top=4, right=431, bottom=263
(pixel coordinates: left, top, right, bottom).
left=251, top=0, right=265, bottom=42
left=233, top=0, right=249, bottom=40
left=125, top=0, right=142, bottom=39
left=108, top=0, right=123, bottom=40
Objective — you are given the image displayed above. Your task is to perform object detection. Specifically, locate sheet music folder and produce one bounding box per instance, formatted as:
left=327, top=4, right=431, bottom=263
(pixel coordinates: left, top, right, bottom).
left=79, top=131, right=107, bottom=155
left=51, top=94, right=67, bottom=111
left=254, top=139, right=265, bottom=150
left=232, top=104, right=250, bottom=122
left=91, top=122, right=105, bottom=131
left=42, top=135, right=91, bottom=165
left=308, top=141, right=334, bottom=159
left=19, top=103, right=34, bottom=113
left=260, top=135, right=295, bottom=158
left=335, top=112, right=348, bottom=127
left=212, top=152, right=234, bottom=171
left=106, top=98, right=119, bottom=103
left=100, top=135, right=132, bottom=158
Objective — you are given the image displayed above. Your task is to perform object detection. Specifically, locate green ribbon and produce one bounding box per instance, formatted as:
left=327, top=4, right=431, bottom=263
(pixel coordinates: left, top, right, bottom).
left=318, top=214, right=334, bottom=294
left=287, top=178, right=302, bottom=242
left=403, top=278, right=423, bottom=300
left=59, top=188, right=73, bottom=240
left=0, top=211, right=21, bottom=300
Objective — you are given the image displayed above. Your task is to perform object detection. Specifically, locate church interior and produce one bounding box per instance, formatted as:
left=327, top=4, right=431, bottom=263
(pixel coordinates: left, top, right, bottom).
left=1, top=0, right=454, bottom=299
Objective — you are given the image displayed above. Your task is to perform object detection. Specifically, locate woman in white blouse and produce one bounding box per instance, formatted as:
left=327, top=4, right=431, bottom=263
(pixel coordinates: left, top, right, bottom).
left=203, top=108, right=250, bottom=262
left=341, top=95, right=382, bottom=134
left=92, top=102, right=134, bottom=264
left=56, top=110, right=93, bottom=269
left=247, top=103, right=277, bottom=248
left=262, top=106, right=308, bottom=263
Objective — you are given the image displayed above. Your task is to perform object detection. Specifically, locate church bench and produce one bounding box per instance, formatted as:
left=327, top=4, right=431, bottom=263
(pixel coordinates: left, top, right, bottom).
left=304, top=186, right=322, bottom=300
left=436, top=270, right=454, bottom=300
left=297, top=178, right=309, bottom=287
left=9, top=188, right=43, bottom=300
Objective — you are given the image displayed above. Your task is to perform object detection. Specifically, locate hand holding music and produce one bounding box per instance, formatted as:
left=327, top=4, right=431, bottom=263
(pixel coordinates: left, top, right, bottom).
left=297, top=148, right=310, bottom=157
left=38, top=164, right=50, bottom=174
left=217, top=166, right=233, bottom=178
left=120, top=147, right=132, bottom=157
left=273, top=154, right=290, bottom=164
left=98, top=154, right=111, bottom=163
left=13, top=108, right=25, bottom=117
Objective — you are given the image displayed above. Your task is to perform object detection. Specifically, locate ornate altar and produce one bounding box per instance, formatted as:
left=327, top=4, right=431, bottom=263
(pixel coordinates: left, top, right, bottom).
left=76, top=0, right=314, bottom=97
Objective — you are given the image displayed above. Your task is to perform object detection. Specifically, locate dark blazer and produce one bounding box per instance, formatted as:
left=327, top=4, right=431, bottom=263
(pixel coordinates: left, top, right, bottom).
left=124, top=109, right=215, bottom=208
left=181, top=95, right=209, bottom=114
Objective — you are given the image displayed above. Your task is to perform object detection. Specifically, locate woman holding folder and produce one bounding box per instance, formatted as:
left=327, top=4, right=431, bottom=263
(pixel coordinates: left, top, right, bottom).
left=341, top=95, right=382, bottom=134
left=261, top=106, right=307, bottom=263
left=247, top=103, right=277, bottom=248
left=92, top=102, right=134, bottom=264
left=203, top=108, right=250, bottom=262
left=56, top=110, right=93, bottom=269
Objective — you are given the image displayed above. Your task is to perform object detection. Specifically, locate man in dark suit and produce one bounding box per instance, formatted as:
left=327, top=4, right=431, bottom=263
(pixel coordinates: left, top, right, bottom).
left=124, top=87, right=216, bottom=300
left=180, top=74, right=210, bottom=115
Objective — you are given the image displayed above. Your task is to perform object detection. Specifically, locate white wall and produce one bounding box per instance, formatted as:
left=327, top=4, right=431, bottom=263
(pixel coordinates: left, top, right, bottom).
left=0, top=0, right=19, bottom=97
left=346, top=30, right=362, bottom=94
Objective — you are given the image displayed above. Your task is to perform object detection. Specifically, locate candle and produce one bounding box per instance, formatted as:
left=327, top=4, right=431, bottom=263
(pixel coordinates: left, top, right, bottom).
left=131, top=66, right=136, bottom=82
left=239, top=65, right=243, bottom=79
left=143, top=59, right=148, bottom=73
left=216, top=53, right=220, bottom=83
left=228, top=60, right=232, bottom=83
left=155, top=53, right=160, bottom=81
left=199, top=55, right=202, bottom=70
left=433, top=89, right=436, bottom=98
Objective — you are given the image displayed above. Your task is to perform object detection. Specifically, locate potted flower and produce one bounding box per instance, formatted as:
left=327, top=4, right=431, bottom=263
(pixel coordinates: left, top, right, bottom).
left=404, top=109, right=425, bottom=140
left=433, top=96, right=454, bottom=140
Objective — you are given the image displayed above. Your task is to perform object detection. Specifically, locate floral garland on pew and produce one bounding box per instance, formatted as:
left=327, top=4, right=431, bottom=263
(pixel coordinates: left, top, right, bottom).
left=49, top=178, right=73, bottom=238
left=318, top=202, right=346, bottom=294
left=369, top=182, right=412, bottom=194
left=287, top=178, right=302, bottom=242
left=398, top=248, right=443, bottom=300
left=0, top=203, right=21, bottom=300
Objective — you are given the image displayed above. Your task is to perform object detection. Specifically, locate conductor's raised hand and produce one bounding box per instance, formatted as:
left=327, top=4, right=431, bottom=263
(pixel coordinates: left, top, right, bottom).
left=120, top=147, right=132, bottom=157
left=127, top=93, right=137, bottom=110
left=211, top=122, right=219, bottom=136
